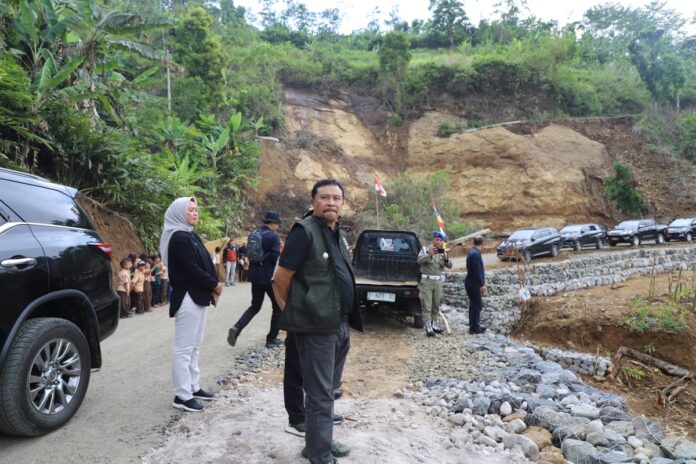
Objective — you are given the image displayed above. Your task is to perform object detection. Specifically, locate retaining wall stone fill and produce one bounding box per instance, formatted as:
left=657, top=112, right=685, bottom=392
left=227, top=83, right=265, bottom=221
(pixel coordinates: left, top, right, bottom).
left=442, top=246, right=696, bottom=335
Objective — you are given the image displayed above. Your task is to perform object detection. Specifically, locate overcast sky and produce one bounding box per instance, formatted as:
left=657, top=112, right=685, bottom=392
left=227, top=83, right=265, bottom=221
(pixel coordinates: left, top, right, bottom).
left=234, top=0, right=696, bottom=34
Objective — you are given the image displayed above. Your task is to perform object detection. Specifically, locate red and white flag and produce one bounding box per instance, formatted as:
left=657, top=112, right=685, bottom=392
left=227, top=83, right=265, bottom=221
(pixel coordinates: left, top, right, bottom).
left=374, top=178, right=387, bottom=197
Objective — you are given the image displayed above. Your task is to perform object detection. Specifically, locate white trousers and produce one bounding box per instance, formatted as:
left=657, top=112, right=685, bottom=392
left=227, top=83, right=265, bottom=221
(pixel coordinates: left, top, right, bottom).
left=225, top=261, right=236, bottom=284
left=172, top=293, right=208, bottom=400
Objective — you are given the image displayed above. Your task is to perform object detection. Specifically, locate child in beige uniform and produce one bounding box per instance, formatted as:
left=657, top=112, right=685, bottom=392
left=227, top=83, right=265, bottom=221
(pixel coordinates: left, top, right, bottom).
left=132, top=261, right=147, bottom=314
left=118, top=258, right=133, bottom=318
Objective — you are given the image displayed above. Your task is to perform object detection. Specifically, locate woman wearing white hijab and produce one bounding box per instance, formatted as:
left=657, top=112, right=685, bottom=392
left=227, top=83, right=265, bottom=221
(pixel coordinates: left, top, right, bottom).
left=160, top=197, right=222, bottom=412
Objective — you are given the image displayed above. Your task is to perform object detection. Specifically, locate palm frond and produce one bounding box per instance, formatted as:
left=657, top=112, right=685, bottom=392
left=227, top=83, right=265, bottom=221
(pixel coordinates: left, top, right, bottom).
left=108, top=39, right=165, bottom=62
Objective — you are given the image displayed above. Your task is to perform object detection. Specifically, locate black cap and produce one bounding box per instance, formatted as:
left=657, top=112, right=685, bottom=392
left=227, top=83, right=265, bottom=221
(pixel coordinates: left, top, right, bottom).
left=263, top=211, right=282, bottom=224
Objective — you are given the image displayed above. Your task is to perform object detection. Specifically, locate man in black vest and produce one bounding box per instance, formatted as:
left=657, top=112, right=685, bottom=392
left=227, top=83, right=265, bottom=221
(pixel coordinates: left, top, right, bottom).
left=227, top=211, right=283, bottom=348
left=273, top=179, right=363, bottom=464
left=465, top=236, right=487, bottom=334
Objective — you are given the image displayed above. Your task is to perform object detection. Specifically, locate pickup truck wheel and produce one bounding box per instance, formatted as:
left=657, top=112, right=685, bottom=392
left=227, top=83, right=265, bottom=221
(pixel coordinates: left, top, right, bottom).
left=0, top=318, right=91, bottom=437
left=595, top=238, right=604, bottom=250
left=522, top=249, right=532, bottom=262
left=687, top=232, right=693, bottom=242
left=550, top=244, right=559, bottom=257
left=573, top=241, right=581, bottom=252
left=656, top=233, right=665, bottom=245
left=631, top=236, right=641, bottom=247
left=413, top=314, right=424, bottom=329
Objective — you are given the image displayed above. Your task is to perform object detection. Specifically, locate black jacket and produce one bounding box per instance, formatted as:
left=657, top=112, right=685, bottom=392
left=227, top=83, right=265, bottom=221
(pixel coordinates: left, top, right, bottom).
left=465, top=247, right=485, bottom=288
left=168, top=230, right=218, bottom=317
left=247, top=225, right=280, bottom=285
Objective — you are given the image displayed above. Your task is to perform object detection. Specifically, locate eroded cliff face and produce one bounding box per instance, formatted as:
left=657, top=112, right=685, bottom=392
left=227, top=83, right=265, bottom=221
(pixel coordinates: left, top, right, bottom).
left=253, top=89, right=693, bottom=233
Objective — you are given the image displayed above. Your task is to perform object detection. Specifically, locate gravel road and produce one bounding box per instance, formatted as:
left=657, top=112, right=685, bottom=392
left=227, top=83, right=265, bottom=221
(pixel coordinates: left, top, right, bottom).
left=0, top=283, right=269, bottom=464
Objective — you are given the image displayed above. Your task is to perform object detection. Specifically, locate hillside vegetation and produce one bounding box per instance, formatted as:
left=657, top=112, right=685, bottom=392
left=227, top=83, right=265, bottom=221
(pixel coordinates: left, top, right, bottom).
left=1, top=0, right=696, bottom=246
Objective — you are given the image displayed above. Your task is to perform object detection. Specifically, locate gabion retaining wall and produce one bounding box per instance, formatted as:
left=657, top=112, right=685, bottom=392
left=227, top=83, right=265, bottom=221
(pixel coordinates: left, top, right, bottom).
left=442, top=246, right=696, bottom=334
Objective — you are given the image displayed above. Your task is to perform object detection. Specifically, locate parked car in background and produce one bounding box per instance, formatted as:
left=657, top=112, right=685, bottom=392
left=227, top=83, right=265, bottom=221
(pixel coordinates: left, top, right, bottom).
left=559, top=223, right=606, bottom=251
left=667, top=217, right=696, bottom=242
left=0, top=168, right=119, bottom=436
left=607, top=219, right=668, bottom=247
left=497, top=227, right=562, bottom=262
left=352, top=230, right=424, bottom=328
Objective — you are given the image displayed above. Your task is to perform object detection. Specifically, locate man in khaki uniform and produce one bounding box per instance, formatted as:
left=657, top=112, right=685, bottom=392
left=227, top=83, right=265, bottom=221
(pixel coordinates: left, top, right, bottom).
left=417, top=231, right=453, bottom=336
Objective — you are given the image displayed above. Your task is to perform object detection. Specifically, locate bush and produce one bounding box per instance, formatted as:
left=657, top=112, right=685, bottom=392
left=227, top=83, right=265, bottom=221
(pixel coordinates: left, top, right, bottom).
left=676, top=113, right=696, bottom=161
left=604, top=161, right=646, bottom=215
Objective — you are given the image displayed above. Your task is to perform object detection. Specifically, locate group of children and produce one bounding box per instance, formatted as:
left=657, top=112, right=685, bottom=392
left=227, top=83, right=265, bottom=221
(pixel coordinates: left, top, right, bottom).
left=117, top=252, right=169, bottom=319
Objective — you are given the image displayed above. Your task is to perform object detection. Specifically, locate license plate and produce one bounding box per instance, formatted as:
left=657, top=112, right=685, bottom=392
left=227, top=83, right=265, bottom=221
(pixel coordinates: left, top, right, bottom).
left=367, top=292, right=396, bottom=302
left=610, top=237, right=620, bottom=241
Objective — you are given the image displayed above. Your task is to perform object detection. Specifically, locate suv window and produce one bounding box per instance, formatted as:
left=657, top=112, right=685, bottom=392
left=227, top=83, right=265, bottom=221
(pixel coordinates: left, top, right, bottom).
left=0, top=179, right=91, bottom=228
left=589, top=225, right=596, bottom=231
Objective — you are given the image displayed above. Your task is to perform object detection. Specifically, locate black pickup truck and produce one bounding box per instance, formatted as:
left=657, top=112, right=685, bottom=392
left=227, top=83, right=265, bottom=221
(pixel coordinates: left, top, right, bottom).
left=352, top=230, right=424, bottom=328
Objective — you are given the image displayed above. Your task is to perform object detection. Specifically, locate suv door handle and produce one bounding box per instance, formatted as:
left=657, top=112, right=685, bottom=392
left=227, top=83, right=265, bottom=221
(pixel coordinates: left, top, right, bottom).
left=1, top=257, right=37, bottom=268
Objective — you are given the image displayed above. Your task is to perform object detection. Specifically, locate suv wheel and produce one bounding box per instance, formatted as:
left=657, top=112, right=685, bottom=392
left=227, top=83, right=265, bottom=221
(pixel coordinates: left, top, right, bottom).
left=522, top=249, right=532, bottom=262
left=595, top=238, right=604, bottom=250
left=656, top=233, right=665, bottom=245
left=631, top=236, right=641, bottom=247
left=413, top=314, right=424, bottom=329
left=573, top=241, right=581, bottom=252
left=550, top=244, right=559, bottom=257
left=0, top=318, right=91, bottom=437
left=687, top=232, right=693, bottom=242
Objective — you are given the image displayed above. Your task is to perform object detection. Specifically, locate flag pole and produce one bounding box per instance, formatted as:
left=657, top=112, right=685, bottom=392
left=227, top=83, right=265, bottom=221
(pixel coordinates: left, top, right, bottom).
left=376, top=186, right=380, bottom=229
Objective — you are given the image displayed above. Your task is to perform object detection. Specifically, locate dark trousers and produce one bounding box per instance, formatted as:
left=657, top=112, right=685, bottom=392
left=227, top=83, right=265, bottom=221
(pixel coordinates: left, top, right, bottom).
left=233, top=283, right=281, bottom=344
left=152, top=282, right=161, bottom=306
left=160, top=279, right=169, bottom=304
left=466, top=285, right=482, bottom=331
left=284, top=329, right=349, bottom=425
left=295, top=322, right=350, bottom=464
left=143, top=281, right=152, bottom=312
left=135, top=291, right=144, bottom=313
left=118, top=291, right=130, bottom=316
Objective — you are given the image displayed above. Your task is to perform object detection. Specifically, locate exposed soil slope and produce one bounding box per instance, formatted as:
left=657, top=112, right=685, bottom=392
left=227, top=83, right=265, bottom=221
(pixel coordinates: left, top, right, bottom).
left=255, top=90, right=696, bottom=235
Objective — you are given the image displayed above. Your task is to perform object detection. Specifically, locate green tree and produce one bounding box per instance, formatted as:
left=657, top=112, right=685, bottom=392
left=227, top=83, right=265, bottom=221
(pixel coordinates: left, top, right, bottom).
left=378, top=31, right=411, bottom=112
left=605, top=161, right=646, bottom=215
left=428, top=0, right=470, bottom=48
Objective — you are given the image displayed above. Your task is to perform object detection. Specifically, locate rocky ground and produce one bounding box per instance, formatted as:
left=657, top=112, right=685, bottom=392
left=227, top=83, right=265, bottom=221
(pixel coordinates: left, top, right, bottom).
left=142, top=307, right=696, bottom=464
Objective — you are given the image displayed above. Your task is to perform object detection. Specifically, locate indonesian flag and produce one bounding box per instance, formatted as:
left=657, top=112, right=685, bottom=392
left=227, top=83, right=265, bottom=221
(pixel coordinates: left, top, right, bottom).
left=374, top=178, right=387, bottom=197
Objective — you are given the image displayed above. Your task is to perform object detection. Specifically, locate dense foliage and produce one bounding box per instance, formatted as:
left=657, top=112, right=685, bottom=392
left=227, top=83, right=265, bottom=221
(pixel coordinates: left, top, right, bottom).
left=605, top=161, right=646, bottom=216
left=1, top=0, right=696, bottom=245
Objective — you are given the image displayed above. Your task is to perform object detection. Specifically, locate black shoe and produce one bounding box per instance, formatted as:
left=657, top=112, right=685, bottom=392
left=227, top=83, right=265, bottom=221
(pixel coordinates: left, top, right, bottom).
left=426, top=330, right=435, bottom=337
left=227, top=327, right=239, bottom=346
left=333, top=413, right=344, bottom=424
left=265, top=338, right=282, bottom=348
left=432, top=325, right=444, bottom=334
left=172, top=396, right=204, bottom=412
left=469, top=327, right=487, bottom=335
left=192, top=388, right=214, bottom=401
left=333, top=390, right=343, bottom=400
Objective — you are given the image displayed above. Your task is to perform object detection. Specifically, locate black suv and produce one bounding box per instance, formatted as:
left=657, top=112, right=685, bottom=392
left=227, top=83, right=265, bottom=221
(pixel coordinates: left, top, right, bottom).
left=0, top=168, right=119, bottom=436
left=607, top=219, right=668, bottom=247
left=667, top=217, right=696, bottom=242
left=497, top=227, right=562, bottom=262
left=559, top=223, right=606, bottom=251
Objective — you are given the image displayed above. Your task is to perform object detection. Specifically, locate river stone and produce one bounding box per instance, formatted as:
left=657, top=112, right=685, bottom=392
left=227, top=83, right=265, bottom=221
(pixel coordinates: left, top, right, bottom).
left=503, top=411, right=527, bottom=423
left=528, top=406, right=573, bottom=429
left=539, top=446, right=566, bottom=464
left=635, top=447, right=656, bottom=458
left=508, top=418, right=527, bottom=434
left=649, top=458, right=675, bottom=464
left=597, top=450, right=635, bottom=463
left=562, top=439, right=601, bottom=464
left=627, top=436, right=644, bottom=449
left=523, top=426, right=553, bottom=450
left=570, top=403, right=600, bottom=419
left=599, top=406, right=631, bottom=423
left=661, top=436, right=696, bottom=460
left=503, top=434, right=540, bottom=460
left=633, top=416, right=666, bottom=443
left=500, top=401, right=513, bottom=416
left=472, top=396, right=492, bottom=416
left=537, top=384, right=558, bottom=399
left=586, top=430, right=609, bottom=447
left=606, top=420, right=635, bottom=437
left=484, top=425, right=508, bottom=442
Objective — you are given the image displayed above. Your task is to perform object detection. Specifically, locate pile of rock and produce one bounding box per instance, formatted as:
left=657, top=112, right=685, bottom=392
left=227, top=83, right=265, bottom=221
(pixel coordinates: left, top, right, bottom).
left=407, top=333, right=696, bottom=464
left=537, top=346, right=612, bottom=378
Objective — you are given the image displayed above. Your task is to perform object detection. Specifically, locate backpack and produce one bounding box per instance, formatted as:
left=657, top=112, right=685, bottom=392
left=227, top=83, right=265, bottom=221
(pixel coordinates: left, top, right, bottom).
left=246, top=228, right=266, bottom=265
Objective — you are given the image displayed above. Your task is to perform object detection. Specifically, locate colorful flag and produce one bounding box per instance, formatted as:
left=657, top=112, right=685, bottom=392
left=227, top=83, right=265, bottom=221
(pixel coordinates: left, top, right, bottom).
left=374, top=178, right=387, bottom=197
left=432, top=199, right=445, bottom=233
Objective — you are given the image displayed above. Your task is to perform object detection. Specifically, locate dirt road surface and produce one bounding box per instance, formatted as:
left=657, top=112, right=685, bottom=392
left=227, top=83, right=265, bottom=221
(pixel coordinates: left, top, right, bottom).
left=0, top=283, right=267, bottom=464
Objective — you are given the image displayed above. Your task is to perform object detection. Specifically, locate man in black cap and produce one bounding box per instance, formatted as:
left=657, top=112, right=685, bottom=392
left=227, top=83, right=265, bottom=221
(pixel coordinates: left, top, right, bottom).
left=227, top=211, right=284, bottom=348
